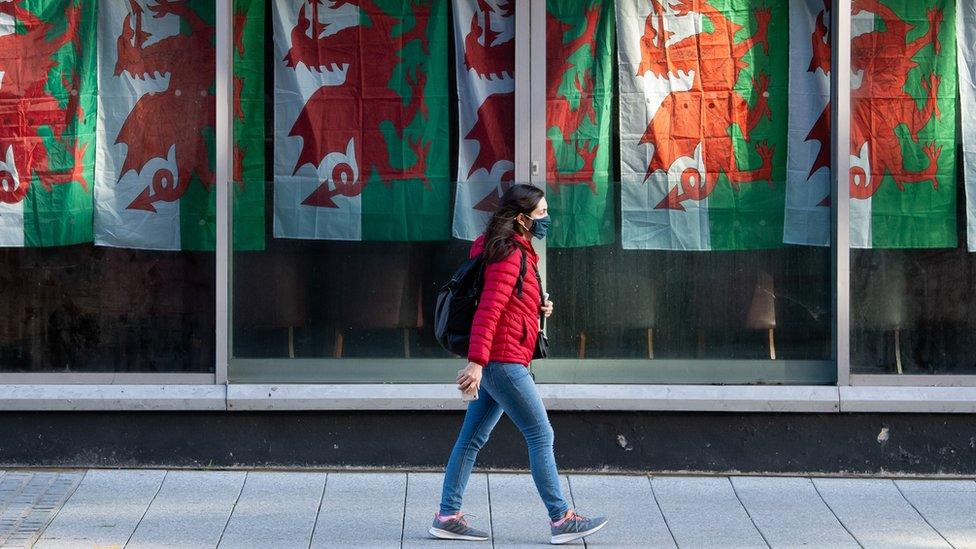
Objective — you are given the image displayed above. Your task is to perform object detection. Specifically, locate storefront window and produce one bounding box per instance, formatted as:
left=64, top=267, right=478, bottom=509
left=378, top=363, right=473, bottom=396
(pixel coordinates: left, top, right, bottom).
left=848, top=0, right=974, bottom=375
left=228, top=0, right=836, bottom=384
left=0, top=0, right=217, bottom=373
left=232, top=0, right=462, bottom=379
left=540, top=0, right=831, bottom=378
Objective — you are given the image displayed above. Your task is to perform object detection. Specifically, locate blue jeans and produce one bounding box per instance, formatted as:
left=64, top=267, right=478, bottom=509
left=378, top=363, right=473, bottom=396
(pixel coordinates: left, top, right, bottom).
left=439, top=361, right=570, bottom=521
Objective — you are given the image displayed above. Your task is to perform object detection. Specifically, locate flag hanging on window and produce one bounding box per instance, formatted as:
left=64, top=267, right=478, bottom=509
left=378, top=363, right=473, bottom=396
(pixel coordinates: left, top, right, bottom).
left=451, top=0, right=515, bottom=241
left=960, top=0, right=976, bottom=252
left=234, top=0, right=267, bottom=251
left=616, top=0, right=788, bottom=251
left=546, top=0, right=614, bottom=248
left=94, top=0, right=265, bottom=251
left=0, top=0, right=96, bottom=248
left=95, top=0, right=218, bottom=251
left=272, top=0, right=450, bottom=241
left=848, top=0, right=956, bottom=249
left=784, top=0, right=831, bottom=247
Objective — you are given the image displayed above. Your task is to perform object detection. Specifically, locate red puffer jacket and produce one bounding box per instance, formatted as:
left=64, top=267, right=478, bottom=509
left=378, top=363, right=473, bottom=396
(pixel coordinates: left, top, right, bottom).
left=467, top=233, right=541, bottom=368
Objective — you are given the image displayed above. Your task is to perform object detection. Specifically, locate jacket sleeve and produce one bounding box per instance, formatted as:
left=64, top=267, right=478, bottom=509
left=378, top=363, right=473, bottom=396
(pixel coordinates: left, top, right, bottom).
left=467, top=249, right=521, bottom=367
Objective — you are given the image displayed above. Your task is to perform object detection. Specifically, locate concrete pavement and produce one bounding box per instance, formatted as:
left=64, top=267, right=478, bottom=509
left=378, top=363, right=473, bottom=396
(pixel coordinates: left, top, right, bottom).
left=0, top=469, right=973, bottom=548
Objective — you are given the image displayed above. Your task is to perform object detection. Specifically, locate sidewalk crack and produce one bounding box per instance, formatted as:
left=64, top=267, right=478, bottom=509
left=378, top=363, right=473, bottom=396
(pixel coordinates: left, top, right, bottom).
left=810, top=477, right=864, bottom=549
left=399, top=474, right=408, bottom=549
left=123, top=470, right=167, bottom=549
left=486, top=474, right=495, bottom=549
left=215, top=470, right=248, bottom=549
left=308, top=473, right=328, bottom=549
left=893, top=479, right=956, bottom=549
left=648, top=476, right=678, bottom=548
left=727, top=476, right=771, bottom=549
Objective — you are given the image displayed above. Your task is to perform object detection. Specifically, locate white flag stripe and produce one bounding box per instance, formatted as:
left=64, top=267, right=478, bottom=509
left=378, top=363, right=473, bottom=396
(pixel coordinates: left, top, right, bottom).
left=617, top=0, right=711, bottom=250
left=848, top=10, right=877, bottom=249
left=451, top=0, right=514, bottom=241
left=0, top=144, right=23, bottom=247
left=783, top=0, right=830, bottom=247
left=958, top=1, right=976, bottom=251
left=94, top=1, right=182, bottom=250
left=272, top=0, right=363, bottom=241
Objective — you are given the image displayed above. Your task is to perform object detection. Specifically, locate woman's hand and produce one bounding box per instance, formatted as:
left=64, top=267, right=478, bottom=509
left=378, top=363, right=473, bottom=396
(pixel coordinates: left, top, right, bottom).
left=541, top=299, right=554, bottom=318
left=457, top=362, right=483, bottom=395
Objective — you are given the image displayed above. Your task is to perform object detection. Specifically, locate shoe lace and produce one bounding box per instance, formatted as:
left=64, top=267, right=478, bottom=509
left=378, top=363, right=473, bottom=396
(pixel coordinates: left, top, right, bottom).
left=452, top=512, right=478, bottom=527
left=569, top=512, right=589, bottom=523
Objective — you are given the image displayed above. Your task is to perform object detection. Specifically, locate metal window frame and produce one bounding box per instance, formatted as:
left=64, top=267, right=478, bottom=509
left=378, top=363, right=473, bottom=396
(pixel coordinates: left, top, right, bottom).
left=215, top=0, right=233, bottom=386
left=832, top=0, right=852, bottom=387
left=1, top=0, right=972, bottom=397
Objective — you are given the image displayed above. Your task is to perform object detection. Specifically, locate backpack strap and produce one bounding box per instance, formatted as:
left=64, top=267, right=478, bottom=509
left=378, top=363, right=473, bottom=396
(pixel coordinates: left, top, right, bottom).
left=514, top=248, right=527, bottom=298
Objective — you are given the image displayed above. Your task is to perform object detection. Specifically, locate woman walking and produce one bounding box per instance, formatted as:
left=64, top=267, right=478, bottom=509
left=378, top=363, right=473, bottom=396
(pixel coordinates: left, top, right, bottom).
left=429, top=184, right=608, bottom=545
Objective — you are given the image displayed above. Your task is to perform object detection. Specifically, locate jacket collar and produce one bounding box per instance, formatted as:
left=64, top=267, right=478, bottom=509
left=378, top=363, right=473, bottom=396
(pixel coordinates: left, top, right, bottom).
left=470, top=232, right=538, bottom=260
left=512, top=232, right=538, bottom=260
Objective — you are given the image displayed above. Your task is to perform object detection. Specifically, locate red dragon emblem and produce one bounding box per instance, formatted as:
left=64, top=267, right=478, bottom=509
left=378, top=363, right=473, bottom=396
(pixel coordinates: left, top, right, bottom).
left=284, top=0, right=434, bottom=209
left=848, top=0, right=943, bottom=199
left=0, top=0, right=88, bottom=205
left=113, top=0, right=215, bottom=213
left=805, top=0, right=831, bottom=208
left=463, top=0, right=515, bottom=212
left=638, top=0, right=773, bottom=211
left=545, top=4, right=601, bottom=194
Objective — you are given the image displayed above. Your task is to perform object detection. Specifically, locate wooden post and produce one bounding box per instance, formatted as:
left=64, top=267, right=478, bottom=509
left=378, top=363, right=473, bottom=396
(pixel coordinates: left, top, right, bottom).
left=767, top=328, right=776, bottom=360
left=334, top=328, right=344, bottom=358
left=578, top=331, right=587, bottom=359
left=647, top=328, right=654, bottom=359
left=894, top=328, right=903, bottom=374
left=288, top=327, right=295, bottom=359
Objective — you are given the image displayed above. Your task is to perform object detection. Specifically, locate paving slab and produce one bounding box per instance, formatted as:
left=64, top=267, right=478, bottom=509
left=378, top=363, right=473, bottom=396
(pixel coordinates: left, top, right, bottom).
left=34, top=469, right=165, bottom=549
left=0, top=472, right=83, bottom=549
left=488, top=473, right=573, bottom=548
left=0, top=473, right=28, bottom=513
left=730, top=476, right=858, bottom=549
left=217, top=472, right=325, bottom=549
left=126, top=470, right=246, bottom=549
left=651, top=475, right=768, bottom=548
left=895, top=479, right=976, bottom=549
left=813, top=478, right=952, bottom=549
left=310, top=472, right=406, bottom=549
left=566, top=474, right=674, bottom=548
left=402, top=472, right=491, bottom=549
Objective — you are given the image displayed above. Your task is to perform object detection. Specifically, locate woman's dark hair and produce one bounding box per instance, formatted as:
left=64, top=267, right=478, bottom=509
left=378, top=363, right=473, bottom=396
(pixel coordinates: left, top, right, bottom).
left=482, top=184, right=544, bottom=263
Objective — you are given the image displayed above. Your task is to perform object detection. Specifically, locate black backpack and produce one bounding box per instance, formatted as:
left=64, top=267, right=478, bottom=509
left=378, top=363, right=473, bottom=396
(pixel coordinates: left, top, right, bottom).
left=434, top=249, right=530, bottom=356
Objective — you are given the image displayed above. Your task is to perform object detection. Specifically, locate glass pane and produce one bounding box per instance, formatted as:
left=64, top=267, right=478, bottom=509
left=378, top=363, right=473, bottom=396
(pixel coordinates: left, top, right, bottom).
left=232, top=0, right=471, bottom=371
left=230, top=0, right=836, bottom=384
left=848, top=0, right=971, bottom=375
left=543, top=0, right=831, bottom=375
left=0, top=0, right=215, bottom=373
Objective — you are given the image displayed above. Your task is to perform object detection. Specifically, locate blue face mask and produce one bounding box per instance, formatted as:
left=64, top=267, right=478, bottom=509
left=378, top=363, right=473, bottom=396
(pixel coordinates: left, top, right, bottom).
left=528, top=214, right=551, bottom=240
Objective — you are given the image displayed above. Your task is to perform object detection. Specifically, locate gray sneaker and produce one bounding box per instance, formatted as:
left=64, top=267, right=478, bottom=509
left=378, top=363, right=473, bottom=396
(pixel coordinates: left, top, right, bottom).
left=549, top=511, right=608, bottom=545
left=429, top=512, right=490, bottom=541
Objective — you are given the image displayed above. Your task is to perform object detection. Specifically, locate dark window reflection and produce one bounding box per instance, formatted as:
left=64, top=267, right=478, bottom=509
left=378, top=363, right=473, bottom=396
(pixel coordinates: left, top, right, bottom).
left=0, top=247, right=214, bottom=373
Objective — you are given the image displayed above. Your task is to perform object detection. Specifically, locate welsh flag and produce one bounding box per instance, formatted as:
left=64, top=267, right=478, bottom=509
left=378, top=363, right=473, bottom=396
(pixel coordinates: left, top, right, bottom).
left=273, top=0, right=450, bottom=241
left=616, top=0, right=787, bottom=251
left=452, top=0, right=515, bottom=241
left=0, top=0, right=95, bottom=247
left=546, top=0, right=614, bottom=248
left=848, top=0, right=956, bottom=249
left=94, top=0, right=265, bottom=251
left=961, top=0, right=976, bottom=251
left=234, top=0, right=267, bottom=250
left=783, top=0, right=830, bottom=247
